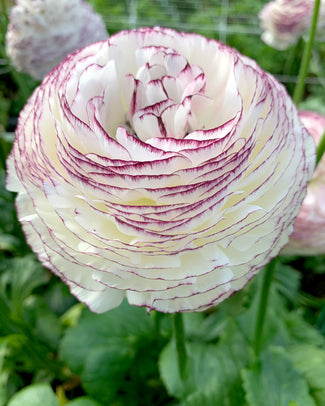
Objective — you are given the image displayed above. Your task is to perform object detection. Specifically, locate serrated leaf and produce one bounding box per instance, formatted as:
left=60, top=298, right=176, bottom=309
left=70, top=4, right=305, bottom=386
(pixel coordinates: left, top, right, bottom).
left=274, top=263, right=301, bottom=304
left=236, top=278, right=325, bottom=350
left=60, top=300, right=153, bottom=374
left=242, top=347, right=316, bottom=406
left=23, top=296, right=61, bottom=350
left=159, top=320, right=249, bottom=404
left=81, top=344, right=134, bottom=404
left=182, top=381, right=248, bottom=406
left=237, top=286, right=290, bottom=348
left=67, top=396, right=103, bottom=406
left=1, top=255, right=48, bottom=316
left=287, top=344, right=325, bottom=406
left=284, top=312, right=325, bottom=347
left=7, top=383, right=59, bottom=406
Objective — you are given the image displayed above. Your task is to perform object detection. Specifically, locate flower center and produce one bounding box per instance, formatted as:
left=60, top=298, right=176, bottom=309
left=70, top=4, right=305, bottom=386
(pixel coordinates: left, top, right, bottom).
left=126, top=46, right=209, bottom=141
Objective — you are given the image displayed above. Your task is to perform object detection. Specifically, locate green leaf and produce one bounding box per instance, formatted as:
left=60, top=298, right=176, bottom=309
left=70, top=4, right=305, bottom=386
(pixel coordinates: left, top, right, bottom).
left=42, top=281, right=78, bottom=316
left=23, top=296, right=61, bottom=350
left=182, top=381, right=248, bottom=406
left=7, top=383, right=59, bottom=406
left=159, top=320, right=249, bottom=404
left=288, top=344, right=325, bottom=406
left=0, top=234, right=20, bottom=253
left=0, top=338, right=10, bottom=406
left=67, top=396, right=103, bottom=406
left=274, top=263, right=301, bottom=305
left=284, top=312, right=325, bottom=347
left=81, top=343, right=134, bottom=404
left=0, top=255, right=48, bottom=319
left=242, top=347, right=316, bottom=406
left=304, top=255, right=325, bottom=274
left=316, top=307, right=325, bottom=335
left=60, top=303, right=85, bottom=328
left=237, top=284, right=290, bottom=348
left=60, top=300, right=153, bottom=374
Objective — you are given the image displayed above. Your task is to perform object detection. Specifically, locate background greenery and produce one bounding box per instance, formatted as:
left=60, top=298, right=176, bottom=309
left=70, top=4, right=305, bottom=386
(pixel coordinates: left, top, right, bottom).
left=0, top=1, right=325, bottom=405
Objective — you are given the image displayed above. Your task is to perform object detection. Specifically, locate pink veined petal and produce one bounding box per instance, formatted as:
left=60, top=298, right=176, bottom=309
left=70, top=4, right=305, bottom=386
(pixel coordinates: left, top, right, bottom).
left=6, top=26, right=315, bottom=313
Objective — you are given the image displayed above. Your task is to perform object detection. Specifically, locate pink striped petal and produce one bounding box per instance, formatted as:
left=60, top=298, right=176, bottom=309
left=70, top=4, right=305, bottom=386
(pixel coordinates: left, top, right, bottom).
left=7, top=27, right=315, bottom=313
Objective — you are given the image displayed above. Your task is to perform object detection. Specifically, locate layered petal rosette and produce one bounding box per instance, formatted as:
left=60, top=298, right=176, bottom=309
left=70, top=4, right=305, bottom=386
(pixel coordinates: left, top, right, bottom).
left=5, top=0, right=109, bottom=80
left=259, top=0, right=325, bottom=50
left=6, top=27, right=315, bottom=313
left=283, top=111, right=325, bottom=255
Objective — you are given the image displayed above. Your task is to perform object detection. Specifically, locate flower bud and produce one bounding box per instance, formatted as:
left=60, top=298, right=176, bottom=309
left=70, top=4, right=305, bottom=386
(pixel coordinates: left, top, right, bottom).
left=259, top=0, right=325, bottom=50
left=5, top=0, right=109, bottom=80
left=283, top=110, right=325, bottom=255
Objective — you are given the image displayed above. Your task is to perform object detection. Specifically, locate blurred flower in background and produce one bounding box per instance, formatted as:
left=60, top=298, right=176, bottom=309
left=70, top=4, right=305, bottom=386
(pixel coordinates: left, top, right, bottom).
left=283, top=110, right=325, bottom=255
left=6, top=27, right=315, bottom=313
left=259, top=0, right=325, bottom=50
left=5, top=0, right=109, bottom=80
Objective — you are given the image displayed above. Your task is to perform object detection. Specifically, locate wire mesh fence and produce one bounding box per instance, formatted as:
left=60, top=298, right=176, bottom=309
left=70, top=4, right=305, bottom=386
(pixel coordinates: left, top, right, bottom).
left=93, top=0, right=325, bottom=91
left=98, top=0, right=263, bottom=38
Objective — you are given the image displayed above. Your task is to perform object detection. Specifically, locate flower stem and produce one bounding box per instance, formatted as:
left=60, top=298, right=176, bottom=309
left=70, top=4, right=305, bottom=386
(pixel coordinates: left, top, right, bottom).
left=172, top=312, right=187, bottom=380
left=253, top=258, right=277, bottom=358
left=316, top=130, right=325, bottom=166
left=153, top=310, right=163, bottom=338
left=0, top=134, right=7, bottom=171
left=293, top=0, right=321, bottom=105
left=0, top=0, right=9, bottom=25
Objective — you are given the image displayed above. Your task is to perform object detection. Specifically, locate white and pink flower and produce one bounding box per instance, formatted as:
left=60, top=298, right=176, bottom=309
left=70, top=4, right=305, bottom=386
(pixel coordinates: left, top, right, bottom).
left=6, top=27, right=315, bottom=313
left=284, top=110, right=325, bottom=255
left=5, top=0, right=109, bottom=80
left=259, top=0, right=325, bottom=50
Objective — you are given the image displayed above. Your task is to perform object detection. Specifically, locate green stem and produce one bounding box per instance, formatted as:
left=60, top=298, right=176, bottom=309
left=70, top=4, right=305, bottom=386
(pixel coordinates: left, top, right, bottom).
left=152, top=310, right=163, bottom=338
left=293, top=0, right=321, bottom=105
left=0, top=0, right=9, bottom=25
left=173, top=312, right=187, bottom=380
left=0, top=134, right=7, bottom=171
left=283, top=38, right=302, bottom=77
left=316, top=130, right=325, bottom=166
left=253, top=258, right=277, bottom=358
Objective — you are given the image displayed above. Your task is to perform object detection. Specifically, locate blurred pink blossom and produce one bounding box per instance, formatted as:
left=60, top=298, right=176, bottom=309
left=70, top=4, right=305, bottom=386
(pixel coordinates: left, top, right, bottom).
left=5, top=0, right=109, bottom=80
left=259, top=0, right=325, bottom=50
left=283, top=110, right=325, bottom=255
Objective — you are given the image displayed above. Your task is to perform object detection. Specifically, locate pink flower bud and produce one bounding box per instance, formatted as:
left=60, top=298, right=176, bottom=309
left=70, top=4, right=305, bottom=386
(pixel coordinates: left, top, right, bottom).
left=259, top=0, right=325, bottom=50
left=283, top=110, right=325, bottom=255
left=5, top=0, right=109, bottom=80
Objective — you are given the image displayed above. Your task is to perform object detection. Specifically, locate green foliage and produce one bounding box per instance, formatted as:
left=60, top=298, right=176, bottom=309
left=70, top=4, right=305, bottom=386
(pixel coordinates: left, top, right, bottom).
left=60, top=301, right=154, bottom=373
left=288, top=345, right=325, bottom=406
left=159, top=321, right=249, bottom=404
left=7, top=383, right=59, bottom=406
left=67, top=398, right=104, bottom=406
left=242, top=347, right=316, bottom=406
left=81, top=344, right=134, bottom=404
left=60, top=301, right=169, bottom=405
left=0, top=1, right=325, bottom=405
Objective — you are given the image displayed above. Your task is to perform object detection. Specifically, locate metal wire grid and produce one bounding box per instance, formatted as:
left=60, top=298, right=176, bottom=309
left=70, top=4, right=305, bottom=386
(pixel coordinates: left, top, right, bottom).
left=101, top=0, right=262, bottom=39
left=97, top=0, right=325, bottom=87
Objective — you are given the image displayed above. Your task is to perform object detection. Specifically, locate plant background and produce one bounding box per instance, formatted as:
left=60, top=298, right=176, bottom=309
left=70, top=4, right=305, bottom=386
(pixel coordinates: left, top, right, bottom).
left=0, top=0, right=325, bottom=405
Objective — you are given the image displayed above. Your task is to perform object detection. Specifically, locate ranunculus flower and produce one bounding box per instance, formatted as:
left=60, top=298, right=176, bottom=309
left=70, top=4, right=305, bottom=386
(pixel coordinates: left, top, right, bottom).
left=259, top=0, right=325, bottom=50
left=283, top=110, right=325, bottom=255
left=6, top=27, right=315, bottom=313
left=5, top=0, right=109, bottom=80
